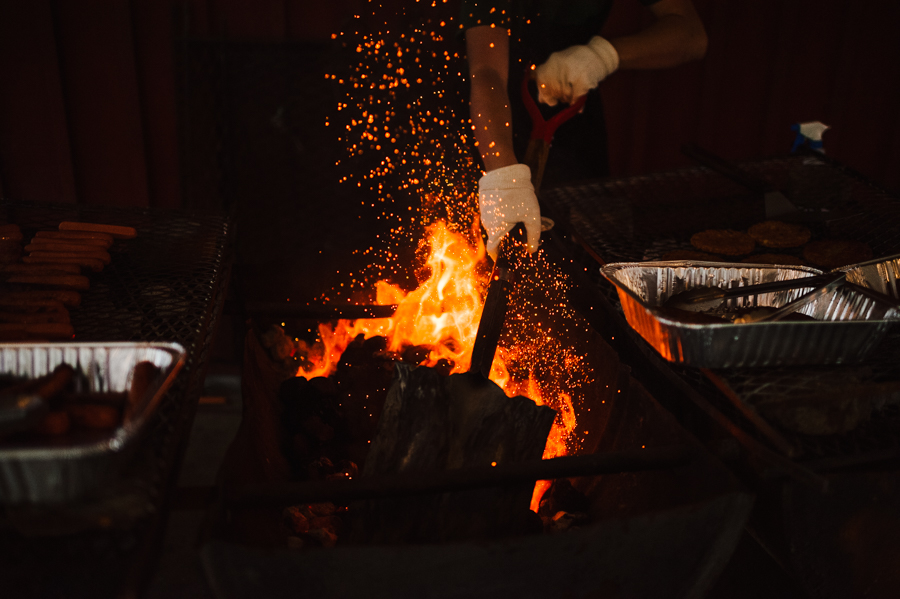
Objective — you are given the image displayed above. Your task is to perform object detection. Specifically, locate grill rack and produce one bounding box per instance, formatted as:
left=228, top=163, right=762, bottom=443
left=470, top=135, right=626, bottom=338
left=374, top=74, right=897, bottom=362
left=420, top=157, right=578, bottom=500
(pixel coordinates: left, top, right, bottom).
left=541, top=155, right=900, bottom=465
left=0, top=199, right=232, bottom=594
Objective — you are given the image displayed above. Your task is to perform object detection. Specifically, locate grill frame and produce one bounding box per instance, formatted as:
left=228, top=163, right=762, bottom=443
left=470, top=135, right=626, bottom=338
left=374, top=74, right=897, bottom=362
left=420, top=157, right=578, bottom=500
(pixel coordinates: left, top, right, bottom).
left=540, top=154, right=900, bottom=467
left=0, top=199, right=233, bottom=595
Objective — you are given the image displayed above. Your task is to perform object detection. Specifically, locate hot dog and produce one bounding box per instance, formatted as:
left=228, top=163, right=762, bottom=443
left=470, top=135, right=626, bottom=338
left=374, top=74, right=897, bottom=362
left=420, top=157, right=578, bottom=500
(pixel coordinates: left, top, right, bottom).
left=1, top=263, right=82, bottom=275
left=35, top=230, right=114, bottom=246
left=0, top=322, right=75, bottom=339
left=59, top=221, right=136, bottom=239
left=22, top=255, right=103, bottom=273
left=0, top=290, right=81, bottom=306
left=28, top=249, right=110, bottom=265
left=25, top=242, right=113, bottom=254
left=66, top=404, right=121, bottom=430
left=6, top=273, right=91, bottom=289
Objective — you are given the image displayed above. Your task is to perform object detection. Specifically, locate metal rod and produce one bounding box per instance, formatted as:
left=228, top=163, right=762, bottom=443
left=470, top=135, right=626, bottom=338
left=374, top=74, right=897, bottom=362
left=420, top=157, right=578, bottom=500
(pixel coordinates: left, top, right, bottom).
left=226, top=446, right=694, bottom=507
left=244, top=302, right=398, bottom=320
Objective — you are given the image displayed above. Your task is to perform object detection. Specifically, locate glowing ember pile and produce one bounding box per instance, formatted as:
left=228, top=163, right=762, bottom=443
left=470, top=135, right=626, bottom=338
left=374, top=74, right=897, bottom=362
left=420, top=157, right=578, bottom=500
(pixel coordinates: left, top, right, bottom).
left=288, top=3, right=591, bottom=511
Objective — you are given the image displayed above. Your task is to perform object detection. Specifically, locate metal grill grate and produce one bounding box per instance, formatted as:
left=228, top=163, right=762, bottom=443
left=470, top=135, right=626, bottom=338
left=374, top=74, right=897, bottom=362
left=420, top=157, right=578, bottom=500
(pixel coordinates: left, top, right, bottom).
left=542, top=155, right=900, bottom=462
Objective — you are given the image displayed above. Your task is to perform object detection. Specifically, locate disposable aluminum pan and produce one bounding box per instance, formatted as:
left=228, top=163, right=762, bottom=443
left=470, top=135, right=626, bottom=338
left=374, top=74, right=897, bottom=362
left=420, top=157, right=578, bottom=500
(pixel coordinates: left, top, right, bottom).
left=0, top=342, right=185, bottom=504
left=600, top=262, right=900, bottom=368
left=837, top=253, right=900, bottom=301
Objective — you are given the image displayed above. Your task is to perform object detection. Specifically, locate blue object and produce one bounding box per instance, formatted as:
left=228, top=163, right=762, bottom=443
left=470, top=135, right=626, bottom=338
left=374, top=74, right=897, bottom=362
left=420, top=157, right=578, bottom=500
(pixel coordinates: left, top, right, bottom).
left=791, top=123, right=825, bottom=153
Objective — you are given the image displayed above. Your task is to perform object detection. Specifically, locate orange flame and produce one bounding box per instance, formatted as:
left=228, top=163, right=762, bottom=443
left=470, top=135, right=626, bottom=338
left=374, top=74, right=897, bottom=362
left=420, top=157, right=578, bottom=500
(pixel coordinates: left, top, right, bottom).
left=296, top=220, right=577, bottom=512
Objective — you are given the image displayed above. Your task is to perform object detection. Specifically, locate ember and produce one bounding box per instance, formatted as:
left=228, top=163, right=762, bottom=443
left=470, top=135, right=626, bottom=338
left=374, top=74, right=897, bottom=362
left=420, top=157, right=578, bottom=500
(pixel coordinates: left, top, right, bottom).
left=288, top=219, right=588, bottom=511
left=284, top=2, right=592, bottom=511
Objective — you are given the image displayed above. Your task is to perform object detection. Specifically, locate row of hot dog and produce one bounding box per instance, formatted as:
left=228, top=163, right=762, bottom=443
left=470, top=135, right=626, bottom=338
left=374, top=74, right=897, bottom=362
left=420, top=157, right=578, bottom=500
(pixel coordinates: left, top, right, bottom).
left=0, top=221, right=136, bottom=340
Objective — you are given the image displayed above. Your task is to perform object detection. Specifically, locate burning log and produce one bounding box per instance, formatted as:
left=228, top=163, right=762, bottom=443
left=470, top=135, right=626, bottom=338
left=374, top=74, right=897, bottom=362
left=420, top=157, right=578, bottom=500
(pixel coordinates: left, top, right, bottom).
left=349, top=363, right=556, bottom=544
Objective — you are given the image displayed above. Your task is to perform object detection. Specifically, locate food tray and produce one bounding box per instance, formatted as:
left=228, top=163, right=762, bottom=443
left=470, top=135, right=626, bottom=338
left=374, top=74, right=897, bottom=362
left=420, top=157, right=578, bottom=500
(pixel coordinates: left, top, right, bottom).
left=0, top=342, right=185, bottom=504
left=837, top=253, right=900, bottom=300
left=601, top=262, right=900, bottom=368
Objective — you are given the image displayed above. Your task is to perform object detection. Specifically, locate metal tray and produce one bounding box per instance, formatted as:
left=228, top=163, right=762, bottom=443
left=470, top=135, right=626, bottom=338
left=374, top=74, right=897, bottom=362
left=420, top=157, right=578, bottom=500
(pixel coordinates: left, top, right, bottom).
left=837, top=253, right=900, bottom=301
left=0, top=342, right=185, bottom=504
left=601, top=262, right=900, bottom=368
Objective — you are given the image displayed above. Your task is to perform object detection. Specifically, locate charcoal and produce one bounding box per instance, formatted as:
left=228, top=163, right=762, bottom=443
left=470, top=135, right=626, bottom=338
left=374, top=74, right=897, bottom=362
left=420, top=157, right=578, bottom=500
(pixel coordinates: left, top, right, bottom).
left=538, top=478, right=590, bottom=517
left=283, top=506, right=310, bottom=534
left=278, top=376, right=351, bottom=478
left=334, top=336, right=395, bottom=466
left=434, top=358, right=454, bottom=377
left=307, top=456, right=336, bottom=480
left=543, top=511, right=591, bottom=534
left=401, top=344, right=431, bottom=365
left=325, top=459, right=359, bottom=481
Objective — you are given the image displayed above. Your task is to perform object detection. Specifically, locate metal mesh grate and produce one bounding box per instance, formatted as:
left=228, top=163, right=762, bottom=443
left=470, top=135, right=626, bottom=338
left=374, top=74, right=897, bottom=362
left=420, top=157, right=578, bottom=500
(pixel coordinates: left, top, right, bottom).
left=542, top=155, right=900, bottom=462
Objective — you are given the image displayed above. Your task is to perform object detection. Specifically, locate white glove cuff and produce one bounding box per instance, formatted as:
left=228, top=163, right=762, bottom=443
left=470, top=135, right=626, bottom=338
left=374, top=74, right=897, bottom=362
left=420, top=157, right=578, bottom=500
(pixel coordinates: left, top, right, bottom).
left=587, top=35, right=620, bottom=77
left=479, top=164, right=533, bottom=191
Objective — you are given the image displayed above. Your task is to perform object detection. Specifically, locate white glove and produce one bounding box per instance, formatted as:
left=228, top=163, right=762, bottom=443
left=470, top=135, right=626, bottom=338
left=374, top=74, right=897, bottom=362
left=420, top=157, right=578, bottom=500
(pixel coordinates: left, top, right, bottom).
left=478, top=164, right=541, bottom=261
left=535, top=35, right=619, bottom=106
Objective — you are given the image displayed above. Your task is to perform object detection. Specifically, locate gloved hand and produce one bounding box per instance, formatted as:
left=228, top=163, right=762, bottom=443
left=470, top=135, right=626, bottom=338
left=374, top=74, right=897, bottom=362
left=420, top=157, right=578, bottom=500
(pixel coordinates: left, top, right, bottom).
left=478, top=164, right=541, bottom=261
left=535, top=35, right=619, bottom=106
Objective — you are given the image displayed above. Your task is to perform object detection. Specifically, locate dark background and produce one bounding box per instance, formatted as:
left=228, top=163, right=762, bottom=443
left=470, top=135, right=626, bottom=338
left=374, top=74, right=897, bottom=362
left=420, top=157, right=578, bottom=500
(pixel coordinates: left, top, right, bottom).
left=1, top=0, right=897, bottom=210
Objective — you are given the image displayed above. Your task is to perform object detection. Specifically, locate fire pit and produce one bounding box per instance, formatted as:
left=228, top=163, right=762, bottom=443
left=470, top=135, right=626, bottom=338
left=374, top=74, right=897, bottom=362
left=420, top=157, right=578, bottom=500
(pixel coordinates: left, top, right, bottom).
left=202, top=223, right=752, bottom=596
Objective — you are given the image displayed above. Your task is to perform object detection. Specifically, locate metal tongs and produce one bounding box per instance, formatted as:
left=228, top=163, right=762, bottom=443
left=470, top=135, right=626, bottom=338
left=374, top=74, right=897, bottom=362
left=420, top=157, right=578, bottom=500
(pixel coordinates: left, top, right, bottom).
left=665, top=271, right=847, bottom=323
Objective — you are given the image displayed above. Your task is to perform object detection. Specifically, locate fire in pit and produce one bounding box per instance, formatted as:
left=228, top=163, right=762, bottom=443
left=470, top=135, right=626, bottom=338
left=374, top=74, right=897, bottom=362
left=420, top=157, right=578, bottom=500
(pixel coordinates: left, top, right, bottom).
left=287, top=219, right=587, bottom=511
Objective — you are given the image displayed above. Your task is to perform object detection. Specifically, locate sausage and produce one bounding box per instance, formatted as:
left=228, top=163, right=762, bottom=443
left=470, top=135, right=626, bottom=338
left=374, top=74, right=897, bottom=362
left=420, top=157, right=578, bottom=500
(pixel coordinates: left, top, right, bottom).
left=6, top=272, right=91, bottom=289
left=1, top=262, right=82, bottom=275
left=25, top=242, right=113, bottom=254
left=0, top=309, right=70, bottom=325
left=0, top=290, right=81, bottom=307
left=35, top=411, right=71, bottom=436
left=58, top=221, right=136, bottom=240
left=35, top=230, right=114, bottom=246
left=0, top=322, right=75, bottom=339
left=21, top=256, right=103, bottom=273
left=66, top=404, right=121, bottom=430
left=126, top=361, right=161, bottom=421
left=0, top=298, right=66, bottom=310
left=61, top=392, right=128, bottom=406
left=28, top=249, right=111, bottom=265
left=34, top=364, right=76, bottom=400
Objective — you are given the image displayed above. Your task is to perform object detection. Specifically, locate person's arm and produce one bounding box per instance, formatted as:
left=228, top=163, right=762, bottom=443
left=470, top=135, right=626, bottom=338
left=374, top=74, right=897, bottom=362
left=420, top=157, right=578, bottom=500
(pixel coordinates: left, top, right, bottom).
left=466, top=24, right=541, bottom=259
left=466, top=24, right=515, bottom=172
left=611, top=0, right=708, bottom=70
left=537, top=0, right=707, bottom=105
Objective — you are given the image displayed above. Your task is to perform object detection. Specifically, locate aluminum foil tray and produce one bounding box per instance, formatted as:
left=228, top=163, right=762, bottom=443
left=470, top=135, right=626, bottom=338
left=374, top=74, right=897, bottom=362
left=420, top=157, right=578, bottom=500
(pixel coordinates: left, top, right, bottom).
left=838, top=253, right=900, bottom=300
left=0, top=342, right=185, bottom=504
left=601, top=262, right=900, bottom=368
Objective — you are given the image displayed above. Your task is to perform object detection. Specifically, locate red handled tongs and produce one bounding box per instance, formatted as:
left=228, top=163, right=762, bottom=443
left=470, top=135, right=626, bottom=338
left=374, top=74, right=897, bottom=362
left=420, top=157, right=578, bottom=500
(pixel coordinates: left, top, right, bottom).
left=521, top=70, right=588, bottom=190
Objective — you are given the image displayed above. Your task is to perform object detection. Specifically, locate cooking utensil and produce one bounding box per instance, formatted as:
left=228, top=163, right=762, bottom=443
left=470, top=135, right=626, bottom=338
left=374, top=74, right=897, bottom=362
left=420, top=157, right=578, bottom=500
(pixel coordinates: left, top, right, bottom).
left=469, top=75, right=588, bottom=377
left=469, top=245, right=513, bottom=378
left=681, top=143, right=804, bottom=221
left=521, top=71, right=588, bottom=193
left=665, top=271, right=846, bottom=312
left=733, top=273, right=847, bottom=323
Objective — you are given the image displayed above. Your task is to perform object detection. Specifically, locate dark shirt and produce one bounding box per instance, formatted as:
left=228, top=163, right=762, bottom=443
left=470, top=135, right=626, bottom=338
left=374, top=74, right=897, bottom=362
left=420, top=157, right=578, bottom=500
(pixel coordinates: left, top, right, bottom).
left=461, top=0, right=660, bottom=185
